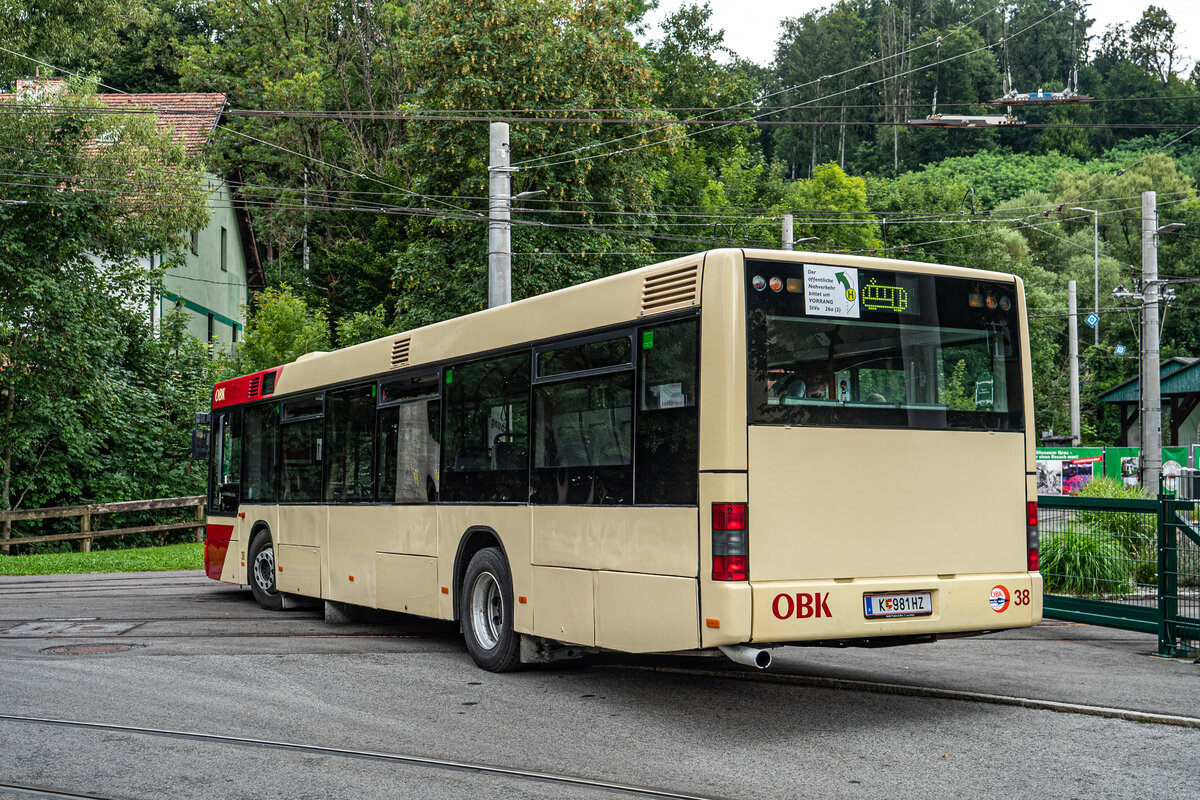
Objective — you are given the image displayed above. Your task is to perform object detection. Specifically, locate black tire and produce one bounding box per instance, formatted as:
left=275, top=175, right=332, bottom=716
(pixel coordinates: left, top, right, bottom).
left=460, top=547, right=521, bottom=672
left=248, top=529, right=283, bottom=611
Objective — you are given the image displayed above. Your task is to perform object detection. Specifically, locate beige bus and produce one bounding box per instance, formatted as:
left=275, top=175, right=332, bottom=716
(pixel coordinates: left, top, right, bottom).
left=201, top=249, right=1042, bottom=671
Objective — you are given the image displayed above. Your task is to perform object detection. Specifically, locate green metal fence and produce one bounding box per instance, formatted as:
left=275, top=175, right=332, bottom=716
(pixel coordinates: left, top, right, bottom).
left=1038, top=493, right=1200, bottom=657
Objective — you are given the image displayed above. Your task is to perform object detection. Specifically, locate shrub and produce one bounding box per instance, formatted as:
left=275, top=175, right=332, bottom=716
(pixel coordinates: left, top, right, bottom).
left=1074, top=477, right=1157, bottom=584
left=1040, top=527, right=1132, bottom=597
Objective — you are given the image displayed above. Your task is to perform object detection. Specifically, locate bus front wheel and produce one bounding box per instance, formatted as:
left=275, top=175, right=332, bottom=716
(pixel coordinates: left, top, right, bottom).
left=248, top=530, right=283, bottom=611
left=460, top=548, right=520, bottom=672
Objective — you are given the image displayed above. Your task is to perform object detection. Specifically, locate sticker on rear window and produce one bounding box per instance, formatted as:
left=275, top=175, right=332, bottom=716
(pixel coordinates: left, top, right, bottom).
left=804, top=265, right=860, bottom=319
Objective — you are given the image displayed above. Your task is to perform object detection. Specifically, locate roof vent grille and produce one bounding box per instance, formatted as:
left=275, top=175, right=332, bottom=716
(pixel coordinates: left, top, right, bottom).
left=247, top=375, right=262, bottom=398
left=641, top=263, right=700, bottom=316
left=391, top=336, right=412, bottom=368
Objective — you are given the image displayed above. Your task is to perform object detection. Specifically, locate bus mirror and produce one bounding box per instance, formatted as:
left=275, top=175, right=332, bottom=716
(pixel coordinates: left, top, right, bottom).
left=195, top=411, right=211, bottom=426
left=191, top=421, right=210, bottom=461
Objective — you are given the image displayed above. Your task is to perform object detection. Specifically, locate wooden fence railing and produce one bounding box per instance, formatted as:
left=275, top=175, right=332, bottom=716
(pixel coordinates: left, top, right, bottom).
left=0, top=496, right=206, bottom=553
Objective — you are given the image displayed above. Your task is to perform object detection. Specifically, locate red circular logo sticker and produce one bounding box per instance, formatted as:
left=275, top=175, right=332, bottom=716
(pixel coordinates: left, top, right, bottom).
left=989, top=585, right=1010, bottom=613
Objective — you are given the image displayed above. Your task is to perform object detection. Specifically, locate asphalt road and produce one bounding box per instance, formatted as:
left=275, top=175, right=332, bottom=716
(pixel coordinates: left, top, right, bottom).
left=0, top=571, right=1197, bottom=799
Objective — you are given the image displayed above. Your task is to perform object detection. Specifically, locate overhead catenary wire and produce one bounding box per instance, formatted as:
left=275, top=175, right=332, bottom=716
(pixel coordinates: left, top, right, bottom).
left=0, top=43, right=483, bottom=221
left=512, top=3, right=1070, bottom=171
left=509, top=4, right=1021, bottom=169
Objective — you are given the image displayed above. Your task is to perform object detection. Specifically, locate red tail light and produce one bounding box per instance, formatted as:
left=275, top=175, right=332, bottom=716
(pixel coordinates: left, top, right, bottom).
left=1026, top=501, right=1039, bottom=572
left=712, top=503, right=748, bottom=581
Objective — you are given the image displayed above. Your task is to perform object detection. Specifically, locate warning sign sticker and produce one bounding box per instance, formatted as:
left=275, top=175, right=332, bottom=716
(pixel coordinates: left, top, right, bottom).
left=804, top=265, right=861, bottom=319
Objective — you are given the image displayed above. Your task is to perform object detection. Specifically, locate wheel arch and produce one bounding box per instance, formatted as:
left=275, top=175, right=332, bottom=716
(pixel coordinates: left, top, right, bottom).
left=452, top=526, right=509, bottom=622
left=246, top=521, right=272, bottom=581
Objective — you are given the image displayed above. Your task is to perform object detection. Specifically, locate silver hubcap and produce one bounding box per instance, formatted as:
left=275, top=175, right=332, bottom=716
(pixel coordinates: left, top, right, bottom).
left=253, top=546, right=276, bottom=595
left=469, top=570, right=503, bottom=650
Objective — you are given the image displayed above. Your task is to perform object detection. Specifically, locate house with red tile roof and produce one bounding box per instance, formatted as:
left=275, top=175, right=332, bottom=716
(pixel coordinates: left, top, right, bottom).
left=8, top=78, right=263, bottom=353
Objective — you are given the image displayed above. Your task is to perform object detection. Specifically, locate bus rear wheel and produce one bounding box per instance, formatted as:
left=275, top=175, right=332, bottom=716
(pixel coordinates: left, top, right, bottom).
left=248, top=530, right=283, bottom=611
left=460, top=548, right=520, bottom=672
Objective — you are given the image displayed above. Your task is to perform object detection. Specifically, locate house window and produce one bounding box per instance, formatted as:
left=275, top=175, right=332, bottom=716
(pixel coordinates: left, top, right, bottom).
left=190, top=230, right=199, bottom=255
left=220, top=227, right=228, bottom=271
left=207, top=313, right=214, bottom=343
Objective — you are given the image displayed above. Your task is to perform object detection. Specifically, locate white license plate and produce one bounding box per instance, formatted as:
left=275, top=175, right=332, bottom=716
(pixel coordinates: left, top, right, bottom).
left=863, top=592, right=933, bottom=619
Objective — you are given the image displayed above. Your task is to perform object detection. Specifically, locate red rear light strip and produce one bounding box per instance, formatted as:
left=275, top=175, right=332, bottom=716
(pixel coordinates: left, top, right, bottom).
left=712, top=503, right=748, bottom=582
left=1027, top=500, right=1039, bottom=572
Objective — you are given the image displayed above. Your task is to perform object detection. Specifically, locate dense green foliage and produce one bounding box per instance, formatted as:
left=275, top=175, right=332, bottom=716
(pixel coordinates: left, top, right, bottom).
left=1040, top=528, right=1132, bottom=596
left=4, top=0, right=1200, bottom=534
left=1042, top=478, right=1161, bottom=594
left=0, top=83, right=211, bottom=530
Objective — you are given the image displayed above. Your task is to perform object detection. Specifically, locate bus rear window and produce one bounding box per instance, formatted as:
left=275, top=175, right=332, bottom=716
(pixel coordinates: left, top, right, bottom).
left=746, top=260, right=1024, bottom=432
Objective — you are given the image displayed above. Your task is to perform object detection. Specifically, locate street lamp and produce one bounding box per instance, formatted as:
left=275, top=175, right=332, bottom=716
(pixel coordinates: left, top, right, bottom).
left=1071, top=207, right=1099, bottom=346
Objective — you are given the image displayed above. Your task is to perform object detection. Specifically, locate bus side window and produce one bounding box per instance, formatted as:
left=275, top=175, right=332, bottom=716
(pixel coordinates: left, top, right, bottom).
left=326, top=385, right=375, bottom=503
left=280, top=394, right=324, bottom=503
left=531, top=334, right=634, bottom=505
left=441, top=352, right=529, bottom=503
left=636, top=318, right=699, bottom=505
left=377, top=370, right=441, bottom=503
left=241, top=402, right=279, bottom=503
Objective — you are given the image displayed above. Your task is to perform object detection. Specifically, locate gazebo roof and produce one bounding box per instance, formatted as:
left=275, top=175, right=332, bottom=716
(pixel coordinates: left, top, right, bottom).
left=1099, top=357, right=1200, bottom=404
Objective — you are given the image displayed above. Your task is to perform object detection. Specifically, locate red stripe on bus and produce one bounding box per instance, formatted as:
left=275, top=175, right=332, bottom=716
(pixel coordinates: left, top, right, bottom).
left=211, top=366, right=284, bottom=409
left=204, top=524, right=235, bottom=581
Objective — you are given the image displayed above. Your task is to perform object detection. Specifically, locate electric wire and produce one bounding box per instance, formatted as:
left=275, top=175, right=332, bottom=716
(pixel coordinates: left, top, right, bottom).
left=513, top=4, right=1069, bottom=171
left=511, top=5, right=1011, bottom=168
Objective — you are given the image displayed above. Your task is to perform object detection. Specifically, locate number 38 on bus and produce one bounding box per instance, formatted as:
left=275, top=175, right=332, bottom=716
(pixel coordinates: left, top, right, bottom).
left=196, top=249, right=1042, bottom=672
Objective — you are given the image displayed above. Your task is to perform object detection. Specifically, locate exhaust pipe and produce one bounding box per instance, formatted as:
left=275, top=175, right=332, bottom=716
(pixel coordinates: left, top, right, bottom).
left=719, top=644, right=772, bottom=669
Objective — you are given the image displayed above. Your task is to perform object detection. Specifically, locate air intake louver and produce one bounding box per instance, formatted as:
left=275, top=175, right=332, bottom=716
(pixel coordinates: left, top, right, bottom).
left=391, top=336, right=412, bottom=368
left=247, top=375, right=262, bottom=398
left=641, top=263, right=700, bottom=316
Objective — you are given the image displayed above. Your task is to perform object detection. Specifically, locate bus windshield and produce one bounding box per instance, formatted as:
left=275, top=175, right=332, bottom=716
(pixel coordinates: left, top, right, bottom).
left=746, top=260, right=1024, bottom=432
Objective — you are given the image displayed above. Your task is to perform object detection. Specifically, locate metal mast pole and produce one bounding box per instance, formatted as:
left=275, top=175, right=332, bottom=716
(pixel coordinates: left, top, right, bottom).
left=1092, top=211, right=1099, bottom=346
left=1070, top=206, right=1099, bottom=345
left=1142, top=191, right=1162, bottom=489
left=782, top=214, right=794, bottom=251
left=488, top=122, right=512, bottom=308
left=1068, top=280, right=1080, bottom=446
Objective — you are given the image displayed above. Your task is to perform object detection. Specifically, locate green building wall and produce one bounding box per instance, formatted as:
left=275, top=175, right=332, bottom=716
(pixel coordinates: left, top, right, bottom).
left=157, top=175, right=247, bottom=352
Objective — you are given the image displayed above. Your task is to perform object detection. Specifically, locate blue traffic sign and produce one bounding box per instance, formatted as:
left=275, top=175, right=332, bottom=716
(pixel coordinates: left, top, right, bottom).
left=1085, top=312, right=1100, bottom=328
left=1115, top=345, right=1127, bottom=356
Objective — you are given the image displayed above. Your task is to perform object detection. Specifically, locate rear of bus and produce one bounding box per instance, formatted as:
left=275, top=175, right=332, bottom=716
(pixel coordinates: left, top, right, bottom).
left=701, top=251, right=1041, bottom=653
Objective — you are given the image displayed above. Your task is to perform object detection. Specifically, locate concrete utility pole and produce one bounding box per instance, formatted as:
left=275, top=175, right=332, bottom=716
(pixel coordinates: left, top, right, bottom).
left=1071, top=206, right=1100, bottom=346
left=1068, top=280, right=1080, bottom=447
left=487, top=123, right=545, bottom=308
left=488, top=122, right=513, bottom=308
left=782, top=214, right=794, bottom=251
left=1141, top=190, right=1162, bottom=490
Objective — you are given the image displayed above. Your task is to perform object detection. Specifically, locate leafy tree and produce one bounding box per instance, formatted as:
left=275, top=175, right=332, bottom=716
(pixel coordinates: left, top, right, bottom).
left=907, top=27, right=1003, bottom=166
left=180, top=0, right=417, bottom=330
left=645, top=2, right=760, bottom=158
left=1130, top=5, right=1181, bottom=85
left=98, top=0, right=209, bottom=93
left=0, top=0, right=137, bottom=81
left=1003, top=0, right=1090, bottom=92
left=779, top=162, right=879, bottom=251
left=914, top=150, right=1082, bottom=208
left=389, top=0, right=673, bottom=327
left=771, top=3, right=872, bottom=178
left=335, top=305, right=394, bottom=348
left=0, top=83, right=208, bottom=530
left=224, top=286, right=331, bottom=376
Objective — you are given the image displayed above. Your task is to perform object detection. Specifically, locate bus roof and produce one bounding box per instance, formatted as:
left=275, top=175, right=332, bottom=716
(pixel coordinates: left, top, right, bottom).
left=212, top=249, right=1020, bottom=408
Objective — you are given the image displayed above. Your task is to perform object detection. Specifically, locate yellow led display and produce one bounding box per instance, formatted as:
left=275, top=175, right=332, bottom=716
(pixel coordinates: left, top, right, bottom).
left=862, top=280, right=909, bottom=312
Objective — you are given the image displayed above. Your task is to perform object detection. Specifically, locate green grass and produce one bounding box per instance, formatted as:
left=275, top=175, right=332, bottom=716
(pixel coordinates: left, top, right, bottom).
left=0, top=542, right=203, bottom=576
